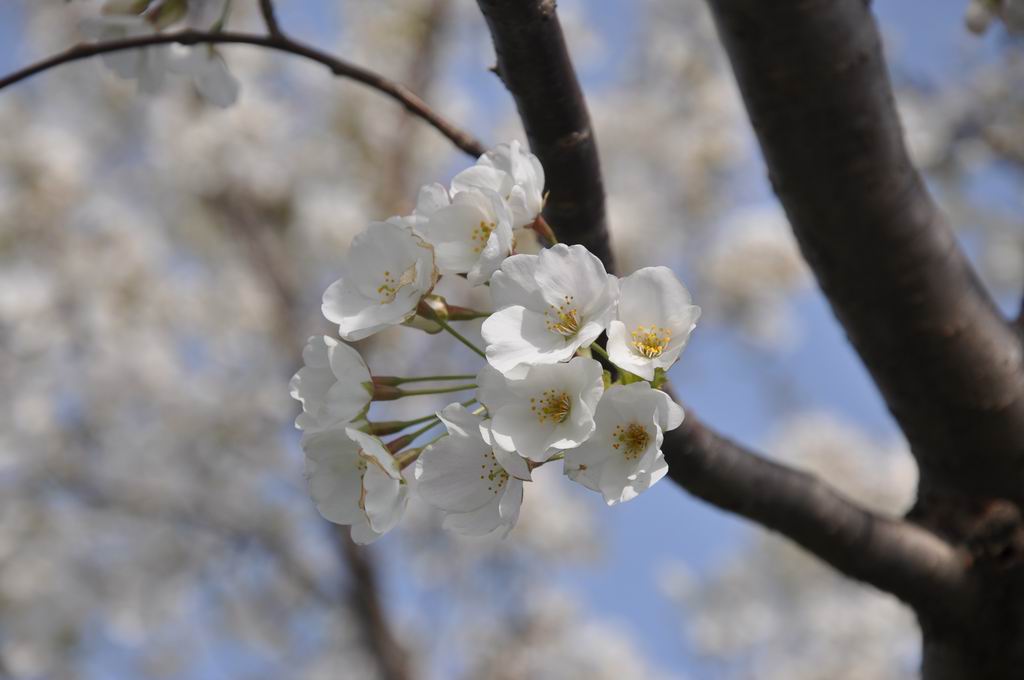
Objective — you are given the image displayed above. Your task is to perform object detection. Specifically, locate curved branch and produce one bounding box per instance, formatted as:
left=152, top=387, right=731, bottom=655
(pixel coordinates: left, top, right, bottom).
left=663, top=412, right=975, bottom=620
left=0, top=29, right=485, bottom=158
left=475, top=0, right=614, bottom=271
left=704, top=0, right=1024, bottom=501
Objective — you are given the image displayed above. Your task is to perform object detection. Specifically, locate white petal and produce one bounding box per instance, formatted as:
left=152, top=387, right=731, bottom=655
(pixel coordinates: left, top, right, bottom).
left=491, top=402, right=558, bottom=461
left=535, top=244, right=614, bottom=313
left=362, top=464, right=405, bottom=533
left=193, top=49, right=239, bottom=108
left=481, top=306, right=574, bottom=378
left=437, top=402, right=484, bottom=439
left=496, top=479, right=524, bottom=536
left=414, top=182, right=450, bottom=216
left=345, top=428, right=401, bottom=479
left=441, top=494, right=504, bottom=536
left=607, top=319, right=655, bottom=380
left=494, top=443, right=533, bottom=481
left=303, top=430, right=364, bottom=525
left=451, top=164, right=513, bottom=197
left=489, top=254, right=545, bottom=310
left=651, top=389, right=685, bottom=431
left=476, top=364, right=516, bottom=413
left=349, top=516, right=383, bottom=545
left=416, top=436, right=506, bottom=513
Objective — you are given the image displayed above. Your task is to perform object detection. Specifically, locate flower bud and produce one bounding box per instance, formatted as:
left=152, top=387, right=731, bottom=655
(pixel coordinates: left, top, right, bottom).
left=529, top=214, right=558, bottom=246
left=417, top=295, right=449, bottom=322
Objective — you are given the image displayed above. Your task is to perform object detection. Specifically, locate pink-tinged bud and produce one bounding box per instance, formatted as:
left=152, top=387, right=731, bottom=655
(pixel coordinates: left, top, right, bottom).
left=529, top=214, right=558, bottom=246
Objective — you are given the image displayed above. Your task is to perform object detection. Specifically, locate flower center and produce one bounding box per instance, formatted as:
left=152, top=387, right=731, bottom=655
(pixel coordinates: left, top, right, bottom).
left=478, top=449, right=509, bottom=494
left=471, top=220, right=496, bottom=254
left=376, top=264, right=417, bottom=304
left=631, top=325, right=672, bottom=358
left=612, top=422, right=650, bottom=460
left=530, top=390, right=572, bottom=425
left=546, top=295, right=581, bottom=336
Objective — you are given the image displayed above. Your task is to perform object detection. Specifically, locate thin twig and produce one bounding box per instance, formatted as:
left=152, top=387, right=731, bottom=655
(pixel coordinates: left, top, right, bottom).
left=258, top=0, right=284, bottom=38
left=0, top=29, right=485, bottom=158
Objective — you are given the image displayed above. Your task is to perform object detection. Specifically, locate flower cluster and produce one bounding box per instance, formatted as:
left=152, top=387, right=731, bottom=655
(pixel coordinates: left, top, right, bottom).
left=290, top=142, right=700, bottom=543
left=81, top=0, right=239, bottom=106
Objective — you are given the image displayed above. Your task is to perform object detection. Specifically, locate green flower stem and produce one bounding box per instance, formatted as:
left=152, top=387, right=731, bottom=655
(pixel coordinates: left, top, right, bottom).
left=393, top=374, right=477, bottom=384
left=398, top=383, right=477, bottom=397
left=589, top=343, right=610, bottom=360
left=437, top=318, right=487, bottom=358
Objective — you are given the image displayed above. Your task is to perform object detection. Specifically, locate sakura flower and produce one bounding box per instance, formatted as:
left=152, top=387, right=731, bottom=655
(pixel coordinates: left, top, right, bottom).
left=607, top=266, right=700, bottom=381
left=170, top=45, right=240, bottom=108
left=415, top=404, right=524, bottom=537
left=481, top=244, right=618, bottom=378
left=289, top=336, right=372, bottom=434
left=303, top=427, right=408, bottom=544
left=418, top=187, right=514, bottom=286
left=322, top=221, right=437, bottom=341
left=80, top=14, right=170, bottom=95
left=477, top=358, right=604, bottom=462
left=452, top=141, right=545, bottom=228
left=564, top=382, right=684, bottom=505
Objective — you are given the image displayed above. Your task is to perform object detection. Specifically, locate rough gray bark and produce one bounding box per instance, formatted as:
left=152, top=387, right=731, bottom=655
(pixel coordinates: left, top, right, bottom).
left=703, top=0, right=1024, bottom=676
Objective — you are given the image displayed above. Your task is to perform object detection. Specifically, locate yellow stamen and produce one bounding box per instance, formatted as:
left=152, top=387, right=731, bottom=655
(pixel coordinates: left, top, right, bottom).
left=529, top=390, right=572, bottom=425
left=546, top=295, right=581, bottom=336
left=611, top=422, right=650, bottom=460
left=377, top=263, right=418, bottom=304
left=478, top=449, right=510, bottom=493
left=631, top=325, right=671, bottom=358
left=471, top=220, right=496, bottom=254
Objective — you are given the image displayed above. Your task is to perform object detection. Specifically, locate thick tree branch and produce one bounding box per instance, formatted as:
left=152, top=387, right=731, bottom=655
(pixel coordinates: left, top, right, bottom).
left=704, top=0, right=1024, bottom=500
left=0, top=29, right=485, bottom=158
left=663, top=413, right=975, bottom=619
left=475, top=0, right=614, bottom=270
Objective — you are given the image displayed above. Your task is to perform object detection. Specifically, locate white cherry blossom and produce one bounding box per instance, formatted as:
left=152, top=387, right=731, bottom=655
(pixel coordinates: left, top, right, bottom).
left=289, top=335, right=372, bottom=434
left=80, top=15, right=170, bottom=95
left=452, top=141, right=545, bottom=228
left=170, top=45, right=240, bottom=108
left=418, top=186, right=514, bottom=286
left=607, top=266, right=701, bottom=380
left=322, top=221, right=437, bottom=341
left=481, top=244, right=618, bottom=378
left=564, top=382, right=684, bottom=505
left=303, top=427, right=408, bottom=544
left=477, top=358, right=604, bottom=462
left=415, top=404, right=524, bottom=537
